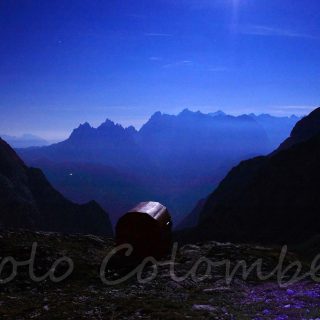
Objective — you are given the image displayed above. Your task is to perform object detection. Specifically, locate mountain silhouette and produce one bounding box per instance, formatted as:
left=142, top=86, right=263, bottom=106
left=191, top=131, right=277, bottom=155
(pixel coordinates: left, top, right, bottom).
left=17, top=110, right=299, bottom=224
left=277, top=108, right=320, bottom=151
left=183, top=107, right=320, bottom=244
left=0, top=137, right=112, bottom=236
left=19, top=119, right=148, bottom=171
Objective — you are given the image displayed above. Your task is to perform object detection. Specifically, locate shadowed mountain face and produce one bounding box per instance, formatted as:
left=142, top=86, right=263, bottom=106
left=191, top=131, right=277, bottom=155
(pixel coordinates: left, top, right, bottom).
left=185, top=107, right=320, bottom=244
left=17, top=110, right=299, bottom=224
left=277, top=108, right=320, bottom=152
left=0, top=138, right=112, bottom=236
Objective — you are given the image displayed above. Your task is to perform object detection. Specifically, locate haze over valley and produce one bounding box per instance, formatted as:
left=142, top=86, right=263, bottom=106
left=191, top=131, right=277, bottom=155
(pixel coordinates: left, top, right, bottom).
left=16, top=109, right=300, bottom=225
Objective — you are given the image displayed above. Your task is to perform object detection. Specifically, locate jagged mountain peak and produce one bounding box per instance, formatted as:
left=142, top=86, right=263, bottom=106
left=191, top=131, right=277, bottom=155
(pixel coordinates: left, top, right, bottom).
left=125, top=125, right=138, bottom=134
left=73, top=121, right=92, bottom=132
left=237, top=114, right=256, bottom=122
left=78, top=122, right=92, bottom=130
left=98, top=118, right=119, bottom=129
left=178, top=108, right=204, bottom=117
left=68, top=122, right=94, bottom=140
left=209, top=110, right=226, bottom=117
left=149, top=111, right=162, bottom=119
left=179, top=108, right=193, bottom=115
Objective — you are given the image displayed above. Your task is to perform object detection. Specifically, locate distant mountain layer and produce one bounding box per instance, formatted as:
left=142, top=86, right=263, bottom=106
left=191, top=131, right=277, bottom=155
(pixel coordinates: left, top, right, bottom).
left=2, top=134, right=50, bottom=148
left=249, top=113, right=300, bottom=149
left=17, top=109, right=300, bottom=224
left=0, top=138, right=112, bottom=236
left=183, top=107, right=320, bottom=244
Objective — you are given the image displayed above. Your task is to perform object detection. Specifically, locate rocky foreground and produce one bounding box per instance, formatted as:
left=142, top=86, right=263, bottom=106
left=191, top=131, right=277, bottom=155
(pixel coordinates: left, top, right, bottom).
left=0, top=231, right=320, bottom=319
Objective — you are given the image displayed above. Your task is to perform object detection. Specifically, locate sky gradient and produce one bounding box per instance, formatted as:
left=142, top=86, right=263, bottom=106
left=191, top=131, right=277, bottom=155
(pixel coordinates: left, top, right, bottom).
left=1, top=0, right=320, bottom=139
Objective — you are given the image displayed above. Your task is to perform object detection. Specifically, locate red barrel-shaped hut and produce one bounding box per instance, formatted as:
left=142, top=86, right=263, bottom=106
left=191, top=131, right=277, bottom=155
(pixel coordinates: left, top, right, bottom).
left=115, top=201, right=172, bottom=258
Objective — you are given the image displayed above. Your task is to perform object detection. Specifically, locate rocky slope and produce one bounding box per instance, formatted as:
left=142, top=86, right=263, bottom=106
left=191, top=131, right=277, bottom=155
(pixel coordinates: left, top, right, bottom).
left=0, top=230, right=319, bottom=319
left=0, top=138, right=112, bottom=236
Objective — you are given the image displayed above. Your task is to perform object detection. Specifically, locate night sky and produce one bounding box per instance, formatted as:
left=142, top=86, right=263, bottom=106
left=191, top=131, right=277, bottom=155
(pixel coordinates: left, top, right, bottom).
left=1, top=0, right=320, bottom=139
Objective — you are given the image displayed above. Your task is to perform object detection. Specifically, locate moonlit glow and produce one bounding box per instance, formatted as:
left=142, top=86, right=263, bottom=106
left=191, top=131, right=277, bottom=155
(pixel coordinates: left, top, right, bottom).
left=0, top=0, right=319, bottom=139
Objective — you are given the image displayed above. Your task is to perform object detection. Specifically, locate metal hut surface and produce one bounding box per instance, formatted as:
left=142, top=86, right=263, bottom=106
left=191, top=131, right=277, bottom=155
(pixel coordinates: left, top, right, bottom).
left=115, top=201, right=172, bottom=258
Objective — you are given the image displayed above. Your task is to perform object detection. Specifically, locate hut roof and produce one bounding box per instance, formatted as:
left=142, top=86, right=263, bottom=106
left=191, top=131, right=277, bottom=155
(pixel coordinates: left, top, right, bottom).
left=127, top=201, right=171, bottom=226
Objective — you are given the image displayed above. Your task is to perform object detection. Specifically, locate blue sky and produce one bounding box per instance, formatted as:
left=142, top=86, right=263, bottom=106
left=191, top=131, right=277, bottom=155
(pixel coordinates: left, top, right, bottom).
left=1, top=0, right=320, bottom=139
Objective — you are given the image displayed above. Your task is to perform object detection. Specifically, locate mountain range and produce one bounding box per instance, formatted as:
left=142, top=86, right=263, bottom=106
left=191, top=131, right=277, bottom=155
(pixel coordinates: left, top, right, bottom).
left=180, top=107, right=320, bottom=244
left=0, top=138, right=112, bottom=236
left=16, top=109, right=300, bottom=225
